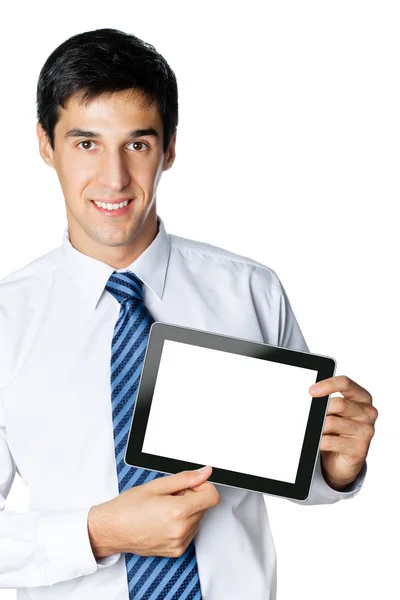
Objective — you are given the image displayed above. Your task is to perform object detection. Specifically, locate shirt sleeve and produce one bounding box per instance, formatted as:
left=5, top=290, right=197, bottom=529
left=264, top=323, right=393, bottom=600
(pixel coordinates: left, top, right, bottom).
left=271, top=270, right=367, bottom=505
left=0, top=296, right=121, bottom=589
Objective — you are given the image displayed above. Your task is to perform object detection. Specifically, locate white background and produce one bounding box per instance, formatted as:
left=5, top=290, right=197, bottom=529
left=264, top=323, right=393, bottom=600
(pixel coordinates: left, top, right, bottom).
left=1, top=1, right=398, bottom=598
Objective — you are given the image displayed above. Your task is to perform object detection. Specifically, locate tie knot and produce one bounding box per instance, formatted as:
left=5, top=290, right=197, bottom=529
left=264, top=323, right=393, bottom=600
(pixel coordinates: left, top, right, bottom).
left=105, top=270, right=144, bottom=304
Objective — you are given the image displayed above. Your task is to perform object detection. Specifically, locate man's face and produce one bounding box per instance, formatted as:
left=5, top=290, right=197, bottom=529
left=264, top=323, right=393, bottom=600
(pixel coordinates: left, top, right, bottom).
left=36, top=89, right=176, bottom=265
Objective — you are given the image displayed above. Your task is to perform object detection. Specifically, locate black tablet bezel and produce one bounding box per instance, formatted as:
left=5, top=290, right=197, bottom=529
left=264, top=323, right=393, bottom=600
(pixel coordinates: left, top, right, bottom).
left=124, top=322, right=336, bottom=501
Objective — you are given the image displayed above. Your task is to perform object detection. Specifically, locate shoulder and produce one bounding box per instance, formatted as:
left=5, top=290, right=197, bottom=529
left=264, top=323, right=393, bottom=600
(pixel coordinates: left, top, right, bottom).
left=167, top=231, right=308, bottom=347
left=0, top=245, right=63, bottom=299
left=169, top=232, right=280, bottom=287
left=0, top=246, right=63, bottom=388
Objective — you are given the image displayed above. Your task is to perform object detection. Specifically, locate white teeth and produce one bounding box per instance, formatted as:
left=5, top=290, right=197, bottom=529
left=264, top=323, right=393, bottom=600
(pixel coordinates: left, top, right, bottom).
left=94, top=200, right=129, bottom=209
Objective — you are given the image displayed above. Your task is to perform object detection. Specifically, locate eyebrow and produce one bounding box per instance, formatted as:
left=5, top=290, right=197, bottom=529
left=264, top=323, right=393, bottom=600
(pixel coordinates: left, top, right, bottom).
left=64, top=127, right=160, bottom=140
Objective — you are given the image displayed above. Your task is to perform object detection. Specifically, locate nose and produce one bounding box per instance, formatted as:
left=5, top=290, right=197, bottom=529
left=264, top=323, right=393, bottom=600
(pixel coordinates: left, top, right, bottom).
left=96, top=148, right=131, bottom=191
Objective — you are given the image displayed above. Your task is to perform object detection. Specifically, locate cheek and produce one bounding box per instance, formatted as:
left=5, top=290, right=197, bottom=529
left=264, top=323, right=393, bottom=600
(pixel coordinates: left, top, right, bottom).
left=145, top=157, right=165, bottom=191
left=58, top=155, right=92, bottom=198
left=132, top=163, right=160, bottom=196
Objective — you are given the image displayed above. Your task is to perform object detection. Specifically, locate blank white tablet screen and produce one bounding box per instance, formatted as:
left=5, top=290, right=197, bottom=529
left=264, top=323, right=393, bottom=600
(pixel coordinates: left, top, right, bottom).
left=141, top=340, right=319, bottom=484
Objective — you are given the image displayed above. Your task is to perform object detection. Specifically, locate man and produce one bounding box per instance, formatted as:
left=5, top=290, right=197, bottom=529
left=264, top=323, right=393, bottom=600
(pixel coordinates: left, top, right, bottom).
left=0, top=28, right=377, bottom=600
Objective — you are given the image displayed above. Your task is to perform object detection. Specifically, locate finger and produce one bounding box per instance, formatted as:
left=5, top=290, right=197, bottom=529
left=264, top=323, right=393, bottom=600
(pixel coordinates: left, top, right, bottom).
left=180, top=486, right=206, bottom=494
left=189, top=480, right=215, bottom=493
left=327, top=396, right=378, bottom=424
left=172, top=477, right=215, bottom=496
left=175, top=480, right=211, bottom=495
left=179, top=520, right=201, bottom=553
left=178, top=485, right=219, bottom=517
left=152, top=467, right=212, bottom=496
left=180, top=504, right=208, bottom=528
left=174, top=488, right=197, bottom=499
left=323, top=415, right=375, bottom=440
left=168, top=516, right=203, bottom=558
left=320, top=434, right=370, bottom=456
left=309, top=375, right=373, bottom=405
left=191, top=482, right=207, bottom=492
left=188, top=508, right=207, bottom=523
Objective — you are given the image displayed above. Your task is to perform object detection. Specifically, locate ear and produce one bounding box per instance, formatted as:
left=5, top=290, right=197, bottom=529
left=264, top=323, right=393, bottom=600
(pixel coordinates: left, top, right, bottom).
left=36, top=122, right=55, bottom=168
left=163, top=130, right=177, bottom=172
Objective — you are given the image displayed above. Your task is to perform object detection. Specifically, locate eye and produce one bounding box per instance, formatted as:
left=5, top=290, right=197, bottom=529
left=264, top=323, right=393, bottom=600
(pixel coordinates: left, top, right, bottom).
left=76, top=140, right=148, bottom=151
left=77, top=140, right=98, bottom=150
left=127, top=141, right=148, bottom=151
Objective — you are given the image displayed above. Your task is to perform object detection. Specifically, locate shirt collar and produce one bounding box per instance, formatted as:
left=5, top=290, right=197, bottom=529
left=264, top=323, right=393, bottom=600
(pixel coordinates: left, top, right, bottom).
left=62, top=214, right=171, bottom=311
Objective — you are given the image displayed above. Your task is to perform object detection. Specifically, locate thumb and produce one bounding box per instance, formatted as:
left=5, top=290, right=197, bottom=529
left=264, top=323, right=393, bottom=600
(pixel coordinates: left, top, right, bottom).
left=153, top=466, right=212, bottom=495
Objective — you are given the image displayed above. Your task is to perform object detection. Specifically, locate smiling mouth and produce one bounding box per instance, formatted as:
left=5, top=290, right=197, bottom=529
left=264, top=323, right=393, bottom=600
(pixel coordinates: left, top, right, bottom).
left=91, top=198, right=133, bottom=209
left=91, top=198, right=135, bottom=216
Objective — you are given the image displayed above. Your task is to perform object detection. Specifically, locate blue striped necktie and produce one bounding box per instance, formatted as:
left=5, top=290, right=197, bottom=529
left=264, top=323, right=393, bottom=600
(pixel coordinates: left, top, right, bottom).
left=105, top=270, right=203, bottom=600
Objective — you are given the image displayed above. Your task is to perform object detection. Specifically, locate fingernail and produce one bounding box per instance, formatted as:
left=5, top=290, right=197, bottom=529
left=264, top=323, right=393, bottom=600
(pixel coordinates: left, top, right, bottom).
left=196, top=465, right=209, bottom=472
left=309, top=384, right=321, bottom=394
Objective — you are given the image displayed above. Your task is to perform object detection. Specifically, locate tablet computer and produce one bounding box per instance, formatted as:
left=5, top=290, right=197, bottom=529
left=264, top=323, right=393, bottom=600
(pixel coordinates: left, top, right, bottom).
left=124, top=322, right=336, bottom=501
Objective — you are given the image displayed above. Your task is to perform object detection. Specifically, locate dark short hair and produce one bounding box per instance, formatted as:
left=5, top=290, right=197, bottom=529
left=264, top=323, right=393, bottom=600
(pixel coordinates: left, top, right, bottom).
left=36, top=28, right=178, bottom=153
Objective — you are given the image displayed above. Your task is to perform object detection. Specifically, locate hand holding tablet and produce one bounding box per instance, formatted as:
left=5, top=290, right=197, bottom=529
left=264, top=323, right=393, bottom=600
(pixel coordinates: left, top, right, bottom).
left=124, top=322, right=336, bottom=501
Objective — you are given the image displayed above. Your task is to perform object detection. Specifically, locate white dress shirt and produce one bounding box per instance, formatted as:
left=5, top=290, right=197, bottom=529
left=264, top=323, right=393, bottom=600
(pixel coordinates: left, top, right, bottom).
left=0, top=214, right=366, bottom=600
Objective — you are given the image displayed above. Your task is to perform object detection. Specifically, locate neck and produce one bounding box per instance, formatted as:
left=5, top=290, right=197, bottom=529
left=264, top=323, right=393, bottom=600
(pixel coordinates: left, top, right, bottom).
left=67, top=208, right=159, bottom=269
